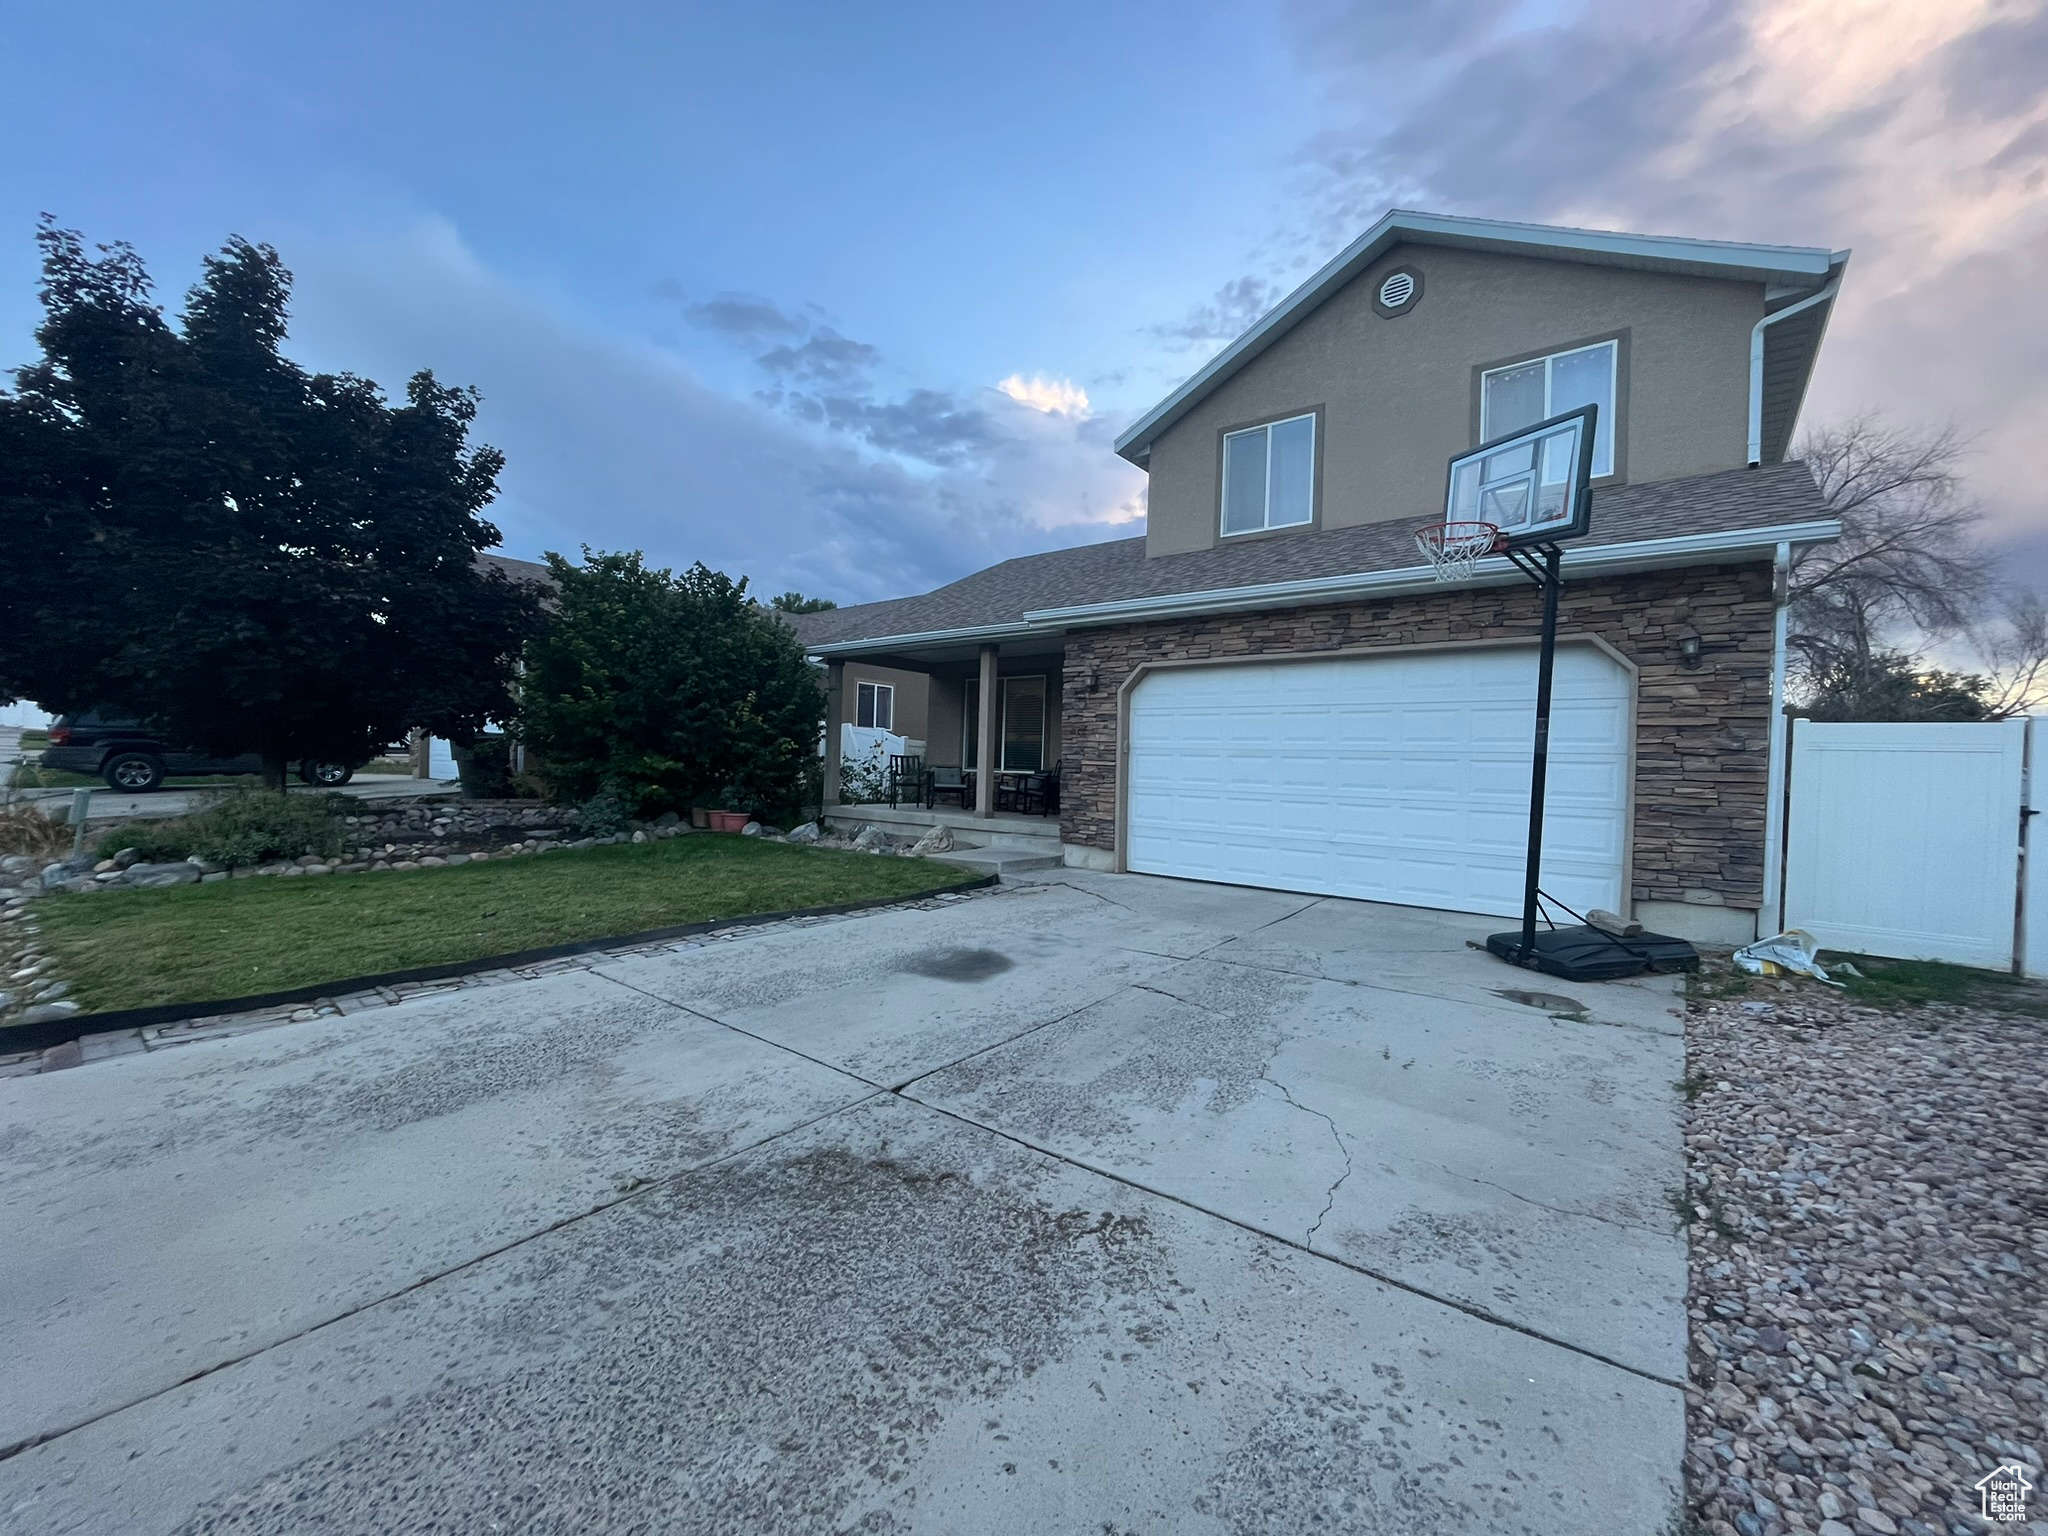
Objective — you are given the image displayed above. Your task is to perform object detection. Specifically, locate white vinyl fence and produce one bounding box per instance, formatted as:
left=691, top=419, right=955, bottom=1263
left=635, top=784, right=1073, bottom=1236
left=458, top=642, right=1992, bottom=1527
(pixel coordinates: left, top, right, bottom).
left=1783, top=718, right=2033, bottom=972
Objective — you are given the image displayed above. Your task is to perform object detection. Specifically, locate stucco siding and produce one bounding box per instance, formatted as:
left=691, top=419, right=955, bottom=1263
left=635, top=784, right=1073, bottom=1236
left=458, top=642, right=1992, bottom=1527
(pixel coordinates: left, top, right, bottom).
left=1144, top=244, right=1763, bottom=558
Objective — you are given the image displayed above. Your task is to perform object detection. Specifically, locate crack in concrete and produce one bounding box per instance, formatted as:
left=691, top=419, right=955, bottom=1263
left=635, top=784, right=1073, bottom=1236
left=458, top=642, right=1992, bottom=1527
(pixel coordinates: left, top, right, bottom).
left=1444, top=1167, right=1667, bottom=1237
left=1262, top=1073, right=1353, bottom=1246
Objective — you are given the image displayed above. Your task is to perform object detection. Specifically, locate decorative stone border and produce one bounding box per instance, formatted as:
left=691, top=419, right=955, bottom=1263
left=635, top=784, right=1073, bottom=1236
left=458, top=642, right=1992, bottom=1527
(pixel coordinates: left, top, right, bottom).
left=0, top=876, right=998, bottom=1076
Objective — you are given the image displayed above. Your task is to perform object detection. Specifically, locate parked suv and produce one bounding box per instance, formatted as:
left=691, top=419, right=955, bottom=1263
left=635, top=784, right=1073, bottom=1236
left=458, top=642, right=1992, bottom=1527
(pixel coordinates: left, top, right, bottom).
left=41, top=714, right=363, bottom=792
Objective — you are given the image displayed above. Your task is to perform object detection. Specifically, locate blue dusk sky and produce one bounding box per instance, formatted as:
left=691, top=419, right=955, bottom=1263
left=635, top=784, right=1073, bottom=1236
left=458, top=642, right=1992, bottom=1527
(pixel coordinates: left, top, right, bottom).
left=3, top=0, right=2045, bottom=603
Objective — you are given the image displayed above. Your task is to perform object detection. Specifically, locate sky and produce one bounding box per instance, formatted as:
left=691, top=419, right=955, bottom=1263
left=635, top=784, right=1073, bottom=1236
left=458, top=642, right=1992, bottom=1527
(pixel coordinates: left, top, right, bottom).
left=2, top=0, right=2044, bottom=605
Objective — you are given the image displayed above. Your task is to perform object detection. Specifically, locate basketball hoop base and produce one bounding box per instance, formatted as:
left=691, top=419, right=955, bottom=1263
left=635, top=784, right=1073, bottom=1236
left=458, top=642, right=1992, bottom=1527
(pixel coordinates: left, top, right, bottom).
left=1485, top=925, right=1700, bottom=981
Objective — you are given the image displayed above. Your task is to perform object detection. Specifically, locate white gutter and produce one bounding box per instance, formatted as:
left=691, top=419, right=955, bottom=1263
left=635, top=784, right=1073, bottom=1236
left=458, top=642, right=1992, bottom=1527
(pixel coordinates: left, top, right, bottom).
left=1747, top=281, right=1839, bottom=466
left=805, top=621, right=1041, bottom=659
left=1023, top=519, right=1842, bottom=628
left=1761, top=541, right=1794, bottom=934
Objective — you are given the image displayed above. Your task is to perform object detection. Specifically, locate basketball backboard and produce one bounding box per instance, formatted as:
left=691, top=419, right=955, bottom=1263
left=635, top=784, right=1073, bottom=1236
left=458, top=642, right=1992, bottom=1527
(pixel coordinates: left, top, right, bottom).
left=1442, top=404, right=1597, bottom=550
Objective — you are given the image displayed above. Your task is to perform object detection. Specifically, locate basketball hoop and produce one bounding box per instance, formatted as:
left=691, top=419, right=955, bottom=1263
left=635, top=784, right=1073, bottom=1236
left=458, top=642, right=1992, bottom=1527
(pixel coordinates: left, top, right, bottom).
left=1414, top=520, right=1503, bottom=582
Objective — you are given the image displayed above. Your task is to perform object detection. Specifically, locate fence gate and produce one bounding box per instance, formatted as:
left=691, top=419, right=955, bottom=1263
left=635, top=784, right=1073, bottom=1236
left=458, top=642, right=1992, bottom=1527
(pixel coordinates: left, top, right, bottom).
left=1783, top=719, right=2028, bottom=970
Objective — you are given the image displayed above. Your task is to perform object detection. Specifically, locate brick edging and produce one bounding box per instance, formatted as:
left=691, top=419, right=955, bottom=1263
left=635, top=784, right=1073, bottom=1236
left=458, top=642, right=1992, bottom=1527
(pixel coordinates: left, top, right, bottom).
left=0, top=874, right=999, bottom=1055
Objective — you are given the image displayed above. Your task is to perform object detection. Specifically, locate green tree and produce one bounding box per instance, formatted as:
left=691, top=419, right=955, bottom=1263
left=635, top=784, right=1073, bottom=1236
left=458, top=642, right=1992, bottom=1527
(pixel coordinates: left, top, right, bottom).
left=1800, top=649, right=1992, bottom=722
left=0, top=223, right=545, bottom=786
left=519, top=551, right=824, bottom=818
left=769, top=591, right=837, bottom=614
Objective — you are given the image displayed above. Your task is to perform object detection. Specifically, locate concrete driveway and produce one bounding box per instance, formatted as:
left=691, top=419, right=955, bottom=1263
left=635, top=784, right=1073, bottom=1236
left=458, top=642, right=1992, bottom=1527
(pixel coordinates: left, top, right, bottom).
left=0, top=872, right=1689, bottom=1534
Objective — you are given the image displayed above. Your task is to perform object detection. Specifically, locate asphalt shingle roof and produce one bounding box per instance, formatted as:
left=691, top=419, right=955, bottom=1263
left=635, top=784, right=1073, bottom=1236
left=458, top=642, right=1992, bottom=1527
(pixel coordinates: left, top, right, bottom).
left=790, top=460, right=1828, bottom=648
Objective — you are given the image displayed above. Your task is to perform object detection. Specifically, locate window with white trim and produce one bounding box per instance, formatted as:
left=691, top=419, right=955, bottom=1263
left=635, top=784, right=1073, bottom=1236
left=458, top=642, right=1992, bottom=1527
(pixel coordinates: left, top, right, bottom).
left=1481, top=340, right=1618, bottom=477
left=1221, top=412, right=1315, bottom=536
left=854, top=681, right=894, bottom=731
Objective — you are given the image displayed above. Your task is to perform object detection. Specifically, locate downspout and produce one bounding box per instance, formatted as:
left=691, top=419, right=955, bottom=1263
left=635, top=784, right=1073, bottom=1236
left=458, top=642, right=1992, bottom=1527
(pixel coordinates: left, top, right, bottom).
left=1760, top=541, right=1793, bottom=935
left=1748, top=281, right=1839, bottom=466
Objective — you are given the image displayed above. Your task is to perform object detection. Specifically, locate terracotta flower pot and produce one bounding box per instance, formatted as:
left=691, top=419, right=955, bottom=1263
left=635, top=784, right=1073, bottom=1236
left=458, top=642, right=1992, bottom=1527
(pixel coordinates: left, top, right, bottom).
left=690, top=807, right=713, bottom=829
left=708, top=810, right=751, bottom=833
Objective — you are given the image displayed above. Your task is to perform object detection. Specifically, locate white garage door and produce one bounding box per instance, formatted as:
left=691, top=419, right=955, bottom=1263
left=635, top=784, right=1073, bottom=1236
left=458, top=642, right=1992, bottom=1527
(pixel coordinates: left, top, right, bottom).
left=1125, top=646, right=1630, bottom=919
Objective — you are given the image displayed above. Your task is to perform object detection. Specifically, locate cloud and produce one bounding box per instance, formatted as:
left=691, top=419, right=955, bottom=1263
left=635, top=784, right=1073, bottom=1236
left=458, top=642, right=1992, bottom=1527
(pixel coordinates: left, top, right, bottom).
left=662, top=288, right=808, bottom=344
left=281, top=219, right=1144, bottom=607
left=1276, top=0, right=2048, bottom=558
left=996, top=373, right=1090, bottom=417
left=1149, top=275, right=1281, bottom=348
left=756, top=326, right=880, bottom=390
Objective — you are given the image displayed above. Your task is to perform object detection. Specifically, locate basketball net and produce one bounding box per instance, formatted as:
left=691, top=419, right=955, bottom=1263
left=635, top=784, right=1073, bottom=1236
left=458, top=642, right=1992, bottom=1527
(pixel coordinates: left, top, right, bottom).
left=1414, top=520, right=1503, bottom=582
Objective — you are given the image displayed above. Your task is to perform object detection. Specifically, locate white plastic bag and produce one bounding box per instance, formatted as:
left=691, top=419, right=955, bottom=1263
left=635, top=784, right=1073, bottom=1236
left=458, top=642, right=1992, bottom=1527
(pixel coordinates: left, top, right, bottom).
left=1733, top=929, right=1839, bottom=984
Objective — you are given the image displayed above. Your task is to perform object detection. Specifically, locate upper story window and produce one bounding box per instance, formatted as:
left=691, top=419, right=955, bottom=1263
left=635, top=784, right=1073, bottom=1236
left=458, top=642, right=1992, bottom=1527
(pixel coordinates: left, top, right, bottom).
left=1221, top=412, right=1316, bottom=536
left=855, top=680, right=894, bottom=731
left=1481, top=340, right=1617, bottom=478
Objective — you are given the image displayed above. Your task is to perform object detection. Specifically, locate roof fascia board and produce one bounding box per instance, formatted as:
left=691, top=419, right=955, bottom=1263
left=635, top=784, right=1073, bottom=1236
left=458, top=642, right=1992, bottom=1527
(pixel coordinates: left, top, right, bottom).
left=805, top=621, right=1044, bottom=659
left=1115, top=210, right=1838, bottom=465
left=1023, top=519, right=1842, bottom=627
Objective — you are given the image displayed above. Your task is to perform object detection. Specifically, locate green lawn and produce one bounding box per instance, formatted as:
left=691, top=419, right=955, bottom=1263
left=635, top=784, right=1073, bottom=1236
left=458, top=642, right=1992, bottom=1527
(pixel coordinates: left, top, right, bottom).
left=31, top=836, right=979, bottom=1015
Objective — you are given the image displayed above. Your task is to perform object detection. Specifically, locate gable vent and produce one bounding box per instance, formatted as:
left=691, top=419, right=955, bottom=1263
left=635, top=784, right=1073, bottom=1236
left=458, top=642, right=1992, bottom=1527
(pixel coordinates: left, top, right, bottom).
left=1377, top=271, right=1416, bottom=310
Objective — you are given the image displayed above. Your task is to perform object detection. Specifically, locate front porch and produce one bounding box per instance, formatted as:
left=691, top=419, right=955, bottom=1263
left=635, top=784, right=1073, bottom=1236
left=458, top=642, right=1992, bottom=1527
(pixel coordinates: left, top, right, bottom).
left=821, top=634, right=1069, bottom=834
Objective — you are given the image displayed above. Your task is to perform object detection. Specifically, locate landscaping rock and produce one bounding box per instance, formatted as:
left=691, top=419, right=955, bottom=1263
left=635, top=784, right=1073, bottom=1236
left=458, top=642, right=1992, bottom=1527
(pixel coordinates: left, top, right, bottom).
left=630, top=830, right=649, bottom=844
left=652, top=811, right=681, bottom=830
left=20, top=1000, right=81, bottom=1025
left=0, top=855, right=33, bottom=877
left=851, top=824, right=891, bottom=853
left=0, top=991, right=14, bottom=1011
left=784, top=821, right=822, bottom=845
left=112, top=848, right=141, bottom=869
left=1683, top=977, right=2048, bottom=1536
left=740, top=822, right=763, bottom=837
left=129, top=863, right=202, bottom=888
left=40, top=861, right=88, bottom=890
left=910, top=825, right=954, bottom=855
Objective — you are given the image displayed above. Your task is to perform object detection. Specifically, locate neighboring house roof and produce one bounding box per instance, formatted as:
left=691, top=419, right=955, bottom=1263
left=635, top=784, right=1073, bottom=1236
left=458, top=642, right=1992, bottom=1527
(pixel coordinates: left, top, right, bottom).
left=478, top=551, right=553, bottom=586
left=789, top=460, right=1835, bottom=654
left=1113, top=209, right=1850, bottom=470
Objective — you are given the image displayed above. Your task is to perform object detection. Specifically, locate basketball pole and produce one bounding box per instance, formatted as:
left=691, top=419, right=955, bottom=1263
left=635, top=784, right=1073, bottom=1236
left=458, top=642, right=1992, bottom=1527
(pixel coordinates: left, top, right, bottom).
left=1512, top=542, right=1563, bottom=965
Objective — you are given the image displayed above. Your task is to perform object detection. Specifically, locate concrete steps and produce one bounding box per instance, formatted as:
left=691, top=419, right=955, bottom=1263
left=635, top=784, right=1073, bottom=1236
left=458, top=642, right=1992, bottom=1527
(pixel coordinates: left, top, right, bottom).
left=929, top=847, right=1064, bottom=876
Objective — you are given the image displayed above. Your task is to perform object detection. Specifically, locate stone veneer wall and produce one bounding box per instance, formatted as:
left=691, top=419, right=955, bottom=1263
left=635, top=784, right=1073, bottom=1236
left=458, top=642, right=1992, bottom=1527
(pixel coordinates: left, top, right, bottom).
left=1058, top=561, right=1776, bottom=914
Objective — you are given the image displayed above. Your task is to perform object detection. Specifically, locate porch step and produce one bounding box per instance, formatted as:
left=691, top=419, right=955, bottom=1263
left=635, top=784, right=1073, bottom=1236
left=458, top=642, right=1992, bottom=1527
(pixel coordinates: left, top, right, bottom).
left=929, top=847, right=1064, bottom=876
left=823, top=803, right=1060, bottom=852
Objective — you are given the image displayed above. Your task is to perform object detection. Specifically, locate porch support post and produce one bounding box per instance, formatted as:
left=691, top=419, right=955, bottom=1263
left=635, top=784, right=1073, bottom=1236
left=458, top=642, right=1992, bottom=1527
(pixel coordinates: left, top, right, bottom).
left=822, top=660, right=845, bottom=810
left=976, top=643, right=999, bottom=818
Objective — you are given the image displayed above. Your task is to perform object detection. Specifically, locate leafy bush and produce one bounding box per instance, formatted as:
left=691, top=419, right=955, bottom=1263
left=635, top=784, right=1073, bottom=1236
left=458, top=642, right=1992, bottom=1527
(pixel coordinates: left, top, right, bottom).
left=838, top=740, right=889, bottom=805
left=578, top=785, right=633, bottom=837
left=456, top=736, right=515, bottom=799
left=517, top=552, right=824, bottom=823
left=93, top=820, right=195, bottom=863
left=91, top=789, right=347, bottom=868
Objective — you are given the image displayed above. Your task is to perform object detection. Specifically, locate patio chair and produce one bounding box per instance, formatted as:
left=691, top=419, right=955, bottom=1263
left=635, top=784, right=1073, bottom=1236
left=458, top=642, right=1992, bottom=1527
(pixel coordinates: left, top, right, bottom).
left=1016, top=759, right=1061, bottom=817
left=886, top=754, right=924, bottom=810
left=925, top=764, right=972, bottom=811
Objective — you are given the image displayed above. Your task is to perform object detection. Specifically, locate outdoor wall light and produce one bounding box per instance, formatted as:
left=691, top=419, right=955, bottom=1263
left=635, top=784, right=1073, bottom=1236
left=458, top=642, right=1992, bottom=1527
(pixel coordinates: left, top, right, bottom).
left=1083, top=667, right=1101, bottom=693
left=1677, top=633, right=1703, bottom=669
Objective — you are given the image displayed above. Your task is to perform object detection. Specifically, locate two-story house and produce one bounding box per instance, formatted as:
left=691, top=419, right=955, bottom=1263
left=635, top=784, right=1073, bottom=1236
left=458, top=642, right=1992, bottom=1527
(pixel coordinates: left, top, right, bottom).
left=791, top=210, right=1848, bottom=945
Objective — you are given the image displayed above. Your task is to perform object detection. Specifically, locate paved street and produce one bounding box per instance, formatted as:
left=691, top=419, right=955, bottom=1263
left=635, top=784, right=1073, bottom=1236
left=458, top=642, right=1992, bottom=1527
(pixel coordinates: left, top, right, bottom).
left=8, top=774, right=460, bottom=823
left=0, top=872, right=1690, bottom=1533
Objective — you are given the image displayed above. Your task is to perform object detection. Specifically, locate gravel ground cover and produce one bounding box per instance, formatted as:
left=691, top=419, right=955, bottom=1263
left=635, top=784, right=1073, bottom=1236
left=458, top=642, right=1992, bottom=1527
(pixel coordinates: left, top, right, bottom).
left=1683, top=963, right=2048, bottom=1536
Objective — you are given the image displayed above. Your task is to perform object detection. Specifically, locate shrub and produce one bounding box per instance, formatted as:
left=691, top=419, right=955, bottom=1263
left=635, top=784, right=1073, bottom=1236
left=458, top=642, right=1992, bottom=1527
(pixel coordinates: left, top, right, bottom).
left=578, top=785, right=633, bottom=837
left=91, top=789, right=347, bottom=868
left=0, top=803, right=72, bottom=860
left=456, top=736, right=515, bottom=799
left=517, top=552, right=823, bottom=823
left=93, top=821, right=194, bottom=863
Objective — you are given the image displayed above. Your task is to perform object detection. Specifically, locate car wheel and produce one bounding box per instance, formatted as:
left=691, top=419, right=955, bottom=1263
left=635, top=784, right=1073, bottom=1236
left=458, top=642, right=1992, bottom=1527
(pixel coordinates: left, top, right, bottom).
left=302, top=760, right=354, bottom=787
left=104, top=753, right=165, bottom=792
